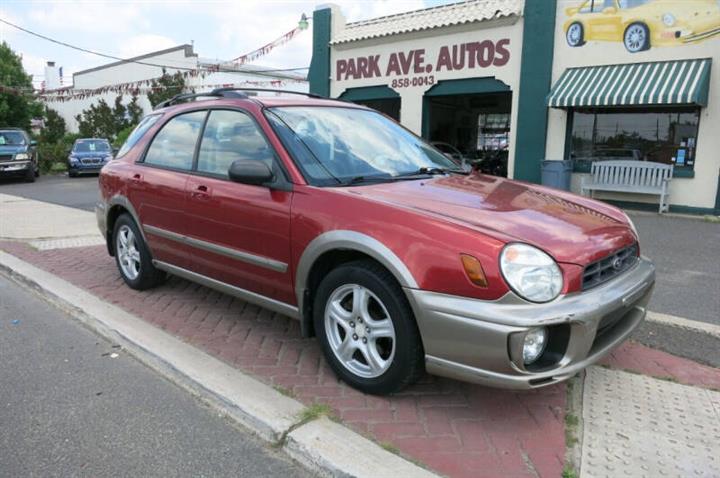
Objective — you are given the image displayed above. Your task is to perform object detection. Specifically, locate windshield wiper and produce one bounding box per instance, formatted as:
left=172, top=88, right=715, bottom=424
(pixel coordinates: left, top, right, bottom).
left=341, top=175, right=395, bottom=186
left=397, top=166, right=469, bottom=178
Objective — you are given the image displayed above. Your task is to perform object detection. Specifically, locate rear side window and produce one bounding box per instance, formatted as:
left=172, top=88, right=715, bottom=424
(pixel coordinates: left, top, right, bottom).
left=197, top=110, right=274, bottom=177
left=144, top=111, right=206, bottom=170
left=117, top=114, right=161, bottom=158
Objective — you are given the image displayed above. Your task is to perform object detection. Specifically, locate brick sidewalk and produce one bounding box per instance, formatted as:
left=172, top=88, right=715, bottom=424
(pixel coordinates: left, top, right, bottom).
left=4, top=241, right=719, bottom=477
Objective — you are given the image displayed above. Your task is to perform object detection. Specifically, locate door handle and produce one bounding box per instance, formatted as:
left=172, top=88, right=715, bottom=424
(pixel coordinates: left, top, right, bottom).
left=191, top=184, right=210, bottom=199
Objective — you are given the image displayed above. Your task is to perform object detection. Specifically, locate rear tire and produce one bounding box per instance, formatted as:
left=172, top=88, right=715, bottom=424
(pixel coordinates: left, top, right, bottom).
left=112, top=214, right=165, bottom=290
left=313, top=260, right=424, bottom=395
left=566, top=22, right=585, bottom=47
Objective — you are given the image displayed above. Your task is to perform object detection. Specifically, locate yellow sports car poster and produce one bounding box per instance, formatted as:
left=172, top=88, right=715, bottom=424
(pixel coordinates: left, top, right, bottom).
left=563, top=0, right=720, bottom=53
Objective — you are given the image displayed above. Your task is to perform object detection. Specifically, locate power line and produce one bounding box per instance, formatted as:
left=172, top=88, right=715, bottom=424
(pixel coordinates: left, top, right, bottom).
left=0, top=17, right=309, bottom=77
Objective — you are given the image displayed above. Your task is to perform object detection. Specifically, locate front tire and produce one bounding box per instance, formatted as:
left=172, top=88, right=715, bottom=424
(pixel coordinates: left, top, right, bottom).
left=24, top=166, right=35, bottom=183
left=313, top=260, right=424, bottom=395
left=566, top=22, right=585, bottom=47
left=113, top=214, right=165, bottom=290
left=624, top=22, right=650, bottom=52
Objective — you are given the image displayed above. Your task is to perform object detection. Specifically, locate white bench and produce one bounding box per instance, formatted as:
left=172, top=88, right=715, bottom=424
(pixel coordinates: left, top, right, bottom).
left=581, top=160, right=673, bottom=213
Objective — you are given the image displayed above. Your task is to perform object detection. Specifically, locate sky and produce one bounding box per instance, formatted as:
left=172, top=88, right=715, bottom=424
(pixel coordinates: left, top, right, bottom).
left=0, top=0, right=456, bottom=88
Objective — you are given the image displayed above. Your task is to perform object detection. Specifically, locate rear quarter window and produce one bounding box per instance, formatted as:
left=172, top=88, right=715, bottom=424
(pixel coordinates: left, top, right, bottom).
left=116, top=114, right=162, bottom=158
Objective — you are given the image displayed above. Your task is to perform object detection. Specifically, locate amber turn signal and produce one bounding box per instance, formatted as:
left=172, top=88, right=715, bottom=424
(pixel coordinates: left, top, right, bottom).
left=460, top=254, right=488, bottom=287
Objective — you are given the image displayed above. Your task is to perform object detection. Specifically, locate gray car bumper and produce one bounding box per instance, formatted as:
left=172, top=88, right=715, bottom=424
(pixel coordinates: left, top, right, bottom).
left=405, top=257, right=655, bottom=389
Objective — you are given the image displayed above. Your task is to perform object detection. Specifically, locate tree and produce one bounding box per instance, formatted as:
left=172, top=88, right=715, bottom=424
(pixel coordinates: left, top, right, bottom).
left=75, top=94, right=144, bottom=141
left=146, top=71, right=189, bottom=108
left=76, top=98, right=117, bottom=139
left=40, top=107, right=66, bottom=144
left=0, top=42, right=42, bottom=129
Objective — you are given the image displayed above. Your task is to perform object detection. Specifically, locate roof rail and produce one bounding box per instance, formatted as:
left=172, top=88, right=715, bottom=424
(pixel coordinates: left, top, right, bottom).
left=153, top=91, right=224, bottom=110
left=154, top=88, right=324, bottom=110
left=209, top=87, right=324, bottom=99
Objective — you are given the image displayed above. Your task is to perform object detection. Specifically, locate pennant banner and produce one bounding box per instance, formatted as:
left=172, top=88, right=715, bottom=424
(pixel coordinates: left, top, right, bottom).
left=231, top=26, right=303, bottom=65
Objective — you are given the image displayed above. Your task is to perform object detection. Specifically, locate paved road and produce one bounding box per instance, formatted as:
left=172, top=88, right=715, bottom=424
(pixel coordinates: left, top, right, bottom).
left=2, top=176, right=717, bottom=325
left=0, top=173, right=98, bottom=211
left=0, top=275, right=312, bottom=478
left=630, top=212, right=720, bottom=324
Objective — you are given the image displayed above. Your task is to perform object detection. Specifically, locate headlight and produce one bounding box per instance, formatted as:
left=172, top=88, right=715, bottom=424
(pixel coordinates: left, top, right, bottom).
left=662, top=13, right=675, bottom=26
left=14, top=153, right=29, bottom=160
left=500, top=243, right=563, bottom=303
left=69, top=156, right=79, bottom=165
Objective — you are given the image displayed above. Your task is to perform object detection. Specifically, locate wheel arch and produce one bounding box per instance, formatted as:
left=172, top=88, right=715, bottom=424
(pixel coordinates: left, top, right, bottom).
left=295, top=231, right=418, bottom=337
left=105, top=195, right=147, bottom=256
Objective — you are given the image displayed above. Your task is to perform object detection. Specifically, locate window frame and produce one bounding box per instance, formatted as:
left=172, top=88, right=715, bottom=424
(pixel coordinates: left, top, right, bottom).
left=138, top=106, right=291, bottom=188
left=139, top=109, right=209, bottom=172
left=117, top=113, right=162, bottom=159
left=565, top=106, right=702, bottom=177
left=191, top=108, right=289, bottom=184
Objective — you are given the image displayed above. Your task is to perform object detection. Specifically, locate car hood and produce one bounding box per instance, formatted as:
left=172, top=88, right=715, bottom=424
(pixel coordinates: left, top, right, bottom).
left=0, top=145, right=27, bottom=155
left=344, top=174, right=636, bottom=266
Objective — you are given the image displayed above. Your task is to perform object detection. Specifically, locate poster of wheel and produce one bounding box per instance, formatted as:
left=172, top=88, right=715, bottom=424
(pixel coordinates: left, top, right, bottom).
left=563, top=0, right=720, bottom=53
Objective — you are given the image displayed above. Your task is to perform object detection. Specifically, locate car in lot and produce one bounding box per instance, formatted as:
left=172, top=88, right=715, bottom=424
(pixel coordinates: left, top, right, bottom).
left=68, top=138, right=114, bottom=177
left=0, top=127, right=39, bottom=182
left=564, top=0, right=720, bottom=53
left=97, top=89, right=655, bottom=395
left=430, top=141, right=471, bottom=171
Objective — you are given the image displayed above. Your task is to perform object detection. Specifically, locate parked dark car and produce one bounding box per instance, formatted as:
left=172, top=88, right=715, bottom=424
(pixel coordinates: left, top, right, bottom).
left=97, top=89, right=654, bottom=395
left=0, top=128, right=39, bottom=182
left=68, top=138, right=114, bottom=177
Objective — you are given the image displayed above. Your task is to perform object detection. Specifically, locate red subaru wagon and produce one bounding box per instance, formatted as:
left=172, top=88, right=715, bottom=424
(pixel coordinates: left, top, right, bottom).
left=97, top=88, right=655, bottom=395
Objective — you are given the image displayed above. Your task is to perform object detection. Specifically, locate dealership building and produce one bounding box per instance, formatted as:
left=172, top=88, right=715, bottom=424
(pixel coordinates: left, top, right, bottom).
left=308, top=0, right=720, bottom=214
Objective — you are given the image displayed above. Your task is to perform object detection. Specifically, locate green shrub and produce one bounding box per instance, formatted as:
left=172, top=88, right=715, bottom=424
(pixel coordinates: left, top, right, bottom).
left=37, top=141, right=70, bottom=173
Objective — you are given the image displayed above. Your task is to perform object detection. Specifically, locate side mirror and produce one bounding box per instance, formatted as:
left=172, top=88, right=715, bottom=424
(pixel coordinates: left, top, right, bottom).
left=602, top=6, right=617, bottom=14
left=228, top=160, right=274, bottom=186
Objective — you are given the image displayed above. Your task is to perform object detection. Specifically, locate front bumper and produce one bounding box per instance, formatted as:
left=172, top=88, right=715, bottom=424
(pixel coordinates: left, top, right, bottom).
left=406, top=257, right=655, bottom=389
left=0, top=160, right=31, bottom=175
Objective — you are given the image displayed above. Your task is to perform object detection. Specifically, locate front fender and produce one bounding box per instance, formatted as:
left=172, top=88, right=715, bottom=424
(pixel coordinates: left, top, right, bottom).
left=294, top=230, right=418, bottom=316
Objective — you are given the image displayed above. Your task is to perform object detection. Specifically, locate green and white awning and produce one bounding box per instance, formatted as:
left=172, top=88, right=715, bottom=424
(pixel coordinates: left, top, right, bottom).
left=547, top=58, right=712, bottom=108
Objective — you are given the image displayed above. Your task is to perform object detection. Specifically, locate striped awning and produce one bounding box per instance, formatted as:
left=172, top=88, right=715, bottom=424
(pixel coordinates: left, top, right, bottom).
left=547, top=58, right=712, bottom=108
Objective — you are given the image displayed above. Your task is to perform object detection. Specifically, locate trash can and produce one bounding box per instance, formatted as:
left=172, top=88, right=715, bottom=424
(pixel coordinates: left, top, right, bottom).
left=541, top=160, right=573, bottom=191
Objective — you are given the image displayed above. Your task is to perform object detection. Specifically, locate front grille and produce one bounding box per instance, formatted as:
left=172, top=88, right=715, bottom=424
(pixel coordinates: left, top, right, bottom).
left=582, top=244, right=638, bottom=290
left=0, top=155, right=13, bottom=162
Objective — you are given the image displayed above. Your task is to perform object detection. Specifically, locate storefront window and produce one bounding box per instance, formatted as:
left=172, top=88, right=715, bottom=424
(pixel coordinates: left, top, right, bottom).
left=569, top=107, right=700, bottom=173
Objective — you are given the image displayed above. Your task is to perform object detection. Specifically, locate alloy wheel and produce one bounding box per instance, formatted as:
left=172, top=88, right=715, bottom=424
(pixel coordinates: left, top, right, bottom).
left=625, top=25, right=646, bottom=52
left=324, top=284, right=396, bottom=378
left=116, top=224, right=141, bottom=280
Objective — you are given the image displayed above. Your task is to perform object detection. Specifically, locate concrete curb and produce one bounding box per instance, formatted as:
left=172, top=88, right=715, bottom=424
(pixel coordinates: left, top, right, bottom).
left=646, top=311, right=720, bottom=339
left=0, top=250, right=438, bottom=478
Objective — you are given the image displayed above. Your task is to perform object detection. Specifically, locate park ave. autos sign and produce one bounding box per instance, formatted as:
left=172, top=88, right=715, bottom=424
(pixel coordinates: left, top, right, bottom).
left=335, top=39, right=511, bottom=88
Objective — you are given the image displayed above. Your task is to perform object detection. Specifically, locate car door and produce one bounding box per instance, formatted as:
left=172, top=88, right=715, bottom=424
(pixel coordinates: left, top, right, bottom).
left=183, top=109, right=295, bottom=305
left=585, top=0, right=622, bottom=40
left=127, top=110, right=207, bottom=269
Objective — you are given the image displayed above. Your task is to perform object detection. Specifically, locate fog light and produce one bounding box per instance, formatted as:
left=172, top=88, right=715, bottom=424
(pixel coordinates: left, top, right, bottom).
left=523, top=327, right=548, bottom=364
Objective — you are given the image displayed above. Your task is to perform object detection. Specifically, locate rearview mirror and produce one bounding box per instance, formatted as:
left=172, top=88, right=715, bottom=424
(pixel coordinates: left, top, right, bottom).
left=228, top=160, right=274, bottom=186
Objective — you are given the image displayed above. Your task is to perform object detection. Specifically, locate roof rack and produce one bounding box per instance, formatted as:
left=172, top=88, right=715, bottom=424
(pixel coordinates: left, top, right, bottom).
left=154, top=91, right=224, bottom=110
left=209, top=87, right=324, bottom=99
left=154, top=88, right=324, bottom=110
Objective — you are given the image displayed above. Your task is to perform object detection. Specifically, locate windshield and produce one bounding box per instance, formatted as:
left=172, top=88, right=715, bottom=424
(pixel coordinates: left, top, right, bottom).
left=73, top=139, right=111, bottom=153
left=0, top=131, right=27, bottom=146
left=266, top=106, right=457, bottom=186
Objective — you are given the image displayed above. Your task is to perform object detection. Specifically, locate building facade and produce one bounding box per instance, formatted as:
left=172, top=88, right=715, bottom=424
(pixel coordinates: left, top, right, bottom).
left=44, top=45, right=308, bottom=132
left=309, top=0, right=720, bottom=214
